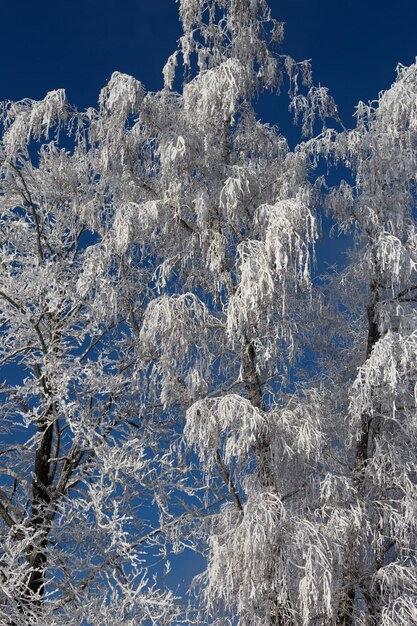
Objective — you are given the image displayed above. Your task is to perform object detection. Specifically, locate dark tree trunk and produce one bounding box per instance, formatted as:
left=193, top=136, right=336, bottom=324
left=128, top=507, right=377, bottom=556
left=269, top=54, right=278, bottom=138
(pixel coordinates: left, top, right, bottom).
left=337, top=281, right=381, bottom=626
left=25, top=415, right=55, bottom=604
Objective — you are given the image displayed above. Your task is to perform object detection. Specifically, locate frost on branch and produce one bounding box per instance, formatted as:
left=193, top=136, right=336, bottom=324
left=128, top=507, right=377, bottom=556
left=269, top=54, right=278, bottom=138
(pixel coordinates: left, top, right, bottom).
left=273, top=388, right=325, bottom=461
left=99, top=71, right=144, bottom=118
left=139, top=294, right=213, bottom=404
left=163, top=51, right=179, bottom=91
left=199, top=492, right=286, bottom=626
left=183, top=58, right=248, bottom=121
left=178, top=0, right=282, bottom=91
left=1, top=89, right=68, bottom=157
left=227, top=185, right=317, bottom=361
left=291, top=85, right=340, bottom=136
left=111, top=200, right=158, bottom=253
left=185, top=394, right=268, bottom=468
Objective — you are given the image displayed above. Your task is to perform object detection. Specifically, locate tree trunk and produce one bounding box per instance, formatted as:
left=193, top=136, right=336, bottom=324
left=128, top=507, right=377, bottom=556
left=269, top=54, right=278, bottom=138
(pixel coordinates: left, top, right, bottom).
left=242, top=338, right=295, bottom=626
left=24, top=411, right=55, bottom=607
left=337, top=281, right=380, bottom=625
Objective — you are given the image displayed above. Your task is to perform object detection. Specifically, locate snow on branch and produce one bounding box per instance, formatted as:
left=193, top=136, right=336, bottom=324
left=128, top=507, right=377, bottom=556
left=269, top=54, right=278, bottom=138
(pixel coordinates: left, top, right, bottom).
left=2, top=89, right=68, bottom=157
left=185, top=393, right=268, bottom=468
left=183, top=58, right=248, bottom=121
left=139, top=293, right=213, bottom=404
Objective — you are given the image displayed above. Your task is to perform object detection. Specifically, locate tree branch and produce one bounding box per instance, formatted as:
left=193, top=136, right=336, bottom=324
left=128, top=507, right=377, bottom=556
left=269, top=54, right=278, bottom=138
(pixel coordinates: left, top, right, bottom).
left=215, top=449, right=243, bottom=512
left=56, top=496, right=226, bottom=608
left=10, top=162, right=45, bottom=261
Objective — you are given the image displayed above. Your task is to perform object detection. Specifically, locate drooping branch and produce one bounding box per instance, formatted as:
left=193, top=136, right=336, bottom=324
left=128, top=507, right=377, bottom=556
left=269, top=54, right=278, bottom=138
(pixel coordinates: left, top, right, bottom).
left=215, top=449, right=243, bottom=512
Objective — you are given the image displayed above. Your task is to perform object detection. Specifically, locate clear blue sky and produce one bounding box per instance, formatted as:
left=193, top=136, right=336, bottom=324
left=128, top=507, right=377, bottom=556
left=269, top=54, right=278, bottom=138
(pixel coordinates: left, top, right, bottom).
left=1, top=0, right=416, bottom=129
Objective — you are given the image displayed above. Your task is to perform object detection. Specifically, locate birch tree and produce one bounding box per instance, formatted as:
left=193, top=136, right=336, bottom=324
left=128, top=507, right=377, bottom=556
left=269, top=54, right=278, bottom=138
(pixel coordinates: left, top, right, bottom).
left=314, top=62, right=417, bottom=625
left=0, top=0, right=416, bottom=625
left=0, top=84, right=188, bottom=624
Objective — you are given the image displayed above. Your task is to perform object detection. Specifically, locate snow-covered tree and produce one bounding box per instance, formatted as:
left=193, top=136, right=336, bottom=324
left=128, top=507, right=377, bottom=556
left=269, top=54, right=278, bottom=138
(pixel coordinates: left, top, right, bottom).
left=0, top=83, right=186, bottom=624
left=312, top=62, right=417, bottom=625
left=0, top=0, right=416, bottom=624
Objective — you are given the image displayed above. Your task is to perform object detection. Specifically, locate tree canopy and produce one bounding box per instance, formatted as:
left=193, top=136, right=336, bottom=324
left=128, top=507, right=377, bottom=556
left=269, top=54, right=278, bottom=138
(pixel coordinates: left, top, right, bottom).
left=0, top=1, right=416, bottom=624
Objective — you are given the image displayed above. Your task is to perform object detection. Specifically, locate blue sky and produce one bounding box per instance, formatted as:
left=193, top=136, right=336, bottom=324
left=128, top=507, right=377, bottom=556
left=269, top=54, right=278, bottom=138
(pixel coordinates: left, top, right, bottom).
left=1, top=0, right=416, bottom=130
